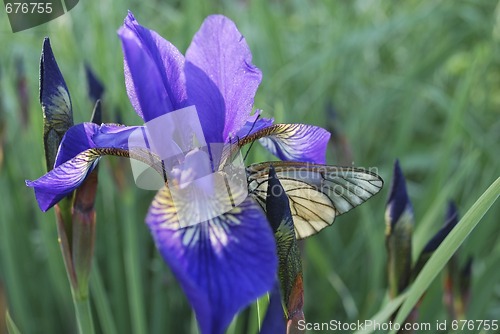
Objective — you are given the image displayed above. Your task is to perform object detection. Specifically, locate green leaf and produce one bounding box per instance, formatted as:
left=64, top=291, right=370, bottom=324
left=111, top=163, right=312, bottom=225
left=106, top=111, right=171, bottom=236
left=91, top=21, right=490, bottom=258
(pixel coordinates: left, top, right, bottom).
left=352, top=293, right=407, bottom=334
left=6, top=310, right=21, bottom=334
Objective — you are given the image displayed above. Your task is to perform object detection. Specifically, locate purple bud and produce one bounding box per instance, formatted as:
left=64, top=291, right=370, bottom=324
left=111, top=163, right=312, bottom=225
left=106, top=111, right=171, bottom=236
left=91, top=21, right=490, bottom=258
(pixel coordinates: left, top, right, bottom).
left=386, top=160, right=413, bottom=227
left=423, top=201, right=458, bottom=253
left=40, top=37, right=74, bottom=171
left=85, top=63, right=104, bottom=103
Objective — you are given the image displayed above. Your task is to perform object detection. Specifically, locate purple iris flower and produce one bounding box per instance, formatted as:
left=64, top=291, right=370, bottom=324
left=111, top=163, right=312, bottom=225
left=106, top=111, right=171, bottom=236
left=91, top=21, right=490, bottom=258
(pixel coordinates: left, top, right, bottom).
left=27, top=12, right=330, bottom=334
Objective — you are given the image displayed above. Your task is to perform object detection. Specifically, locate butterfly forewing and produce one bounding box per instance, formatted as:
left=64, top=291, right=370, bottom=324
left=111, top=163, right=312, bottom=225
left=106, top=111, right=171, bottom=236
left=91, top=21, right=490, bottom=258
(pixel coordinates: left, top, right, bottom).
left=247, top=161, right=383, bottom=239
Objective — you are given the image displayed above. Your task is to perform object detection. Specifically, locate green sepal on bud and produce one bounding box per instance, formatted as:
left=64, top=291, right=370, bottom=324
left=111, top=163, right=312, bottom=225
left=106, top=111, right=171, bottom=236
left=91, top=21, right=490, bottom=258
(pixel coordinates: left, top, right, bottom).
left=266, top=166, right=304, bottom=332
left=385, top=160, right=414, bottom=298
left=40, top=37, right=74, bottom=172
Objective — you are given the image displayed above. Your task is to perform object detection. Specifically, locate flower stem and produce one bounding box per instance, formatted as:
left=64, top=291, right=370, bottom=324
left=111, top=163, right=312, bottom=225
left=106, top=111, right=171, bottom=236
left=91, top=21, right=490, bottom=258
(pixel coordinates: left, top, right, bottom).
left=72, top=293, right=95, bottom=334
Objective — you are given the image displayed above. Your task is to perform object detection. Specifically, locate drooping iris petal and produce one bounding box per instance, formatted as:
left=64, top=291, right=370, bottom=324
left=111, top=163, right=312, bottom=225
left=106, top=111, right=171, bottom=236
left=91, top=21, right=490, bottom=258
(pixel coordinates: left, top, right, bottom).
left=185, top=15, right=262, bottom=143
left=27, top=123, right=145, bottom=211
left=240, top=124, right=330, bottom=164
left=260, top=124, right=330, bottom=164
left=146, top=186, right=277, bottom=334
left=53, top=123, right=98, bottom=166
left=54, top=123, right=143, bottom=166
left=119, top=11, right=187, bottom=122
left=27, top=149, right=101, bottom=212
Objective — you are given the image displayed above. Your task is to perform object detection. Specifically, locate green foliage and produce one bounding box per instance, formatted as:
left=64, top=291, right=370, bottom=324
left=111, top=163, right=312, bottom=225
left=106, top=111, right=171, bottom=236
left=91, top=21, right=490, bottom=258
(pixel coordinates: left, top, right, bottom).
left=6, top=310, right=21, bottom=334
left=0, top=0, right=499, bottom=333
left=391, top=177, right=499, bottom=334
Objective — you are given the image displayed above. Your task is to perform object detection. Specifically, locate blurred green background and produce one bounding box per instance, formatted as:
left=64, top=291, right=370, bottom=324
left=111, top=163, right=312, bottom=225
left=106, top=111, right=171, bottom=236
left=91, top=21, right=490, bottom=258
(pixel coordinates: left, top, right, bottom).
left=1, top=0, right=499, bottom=333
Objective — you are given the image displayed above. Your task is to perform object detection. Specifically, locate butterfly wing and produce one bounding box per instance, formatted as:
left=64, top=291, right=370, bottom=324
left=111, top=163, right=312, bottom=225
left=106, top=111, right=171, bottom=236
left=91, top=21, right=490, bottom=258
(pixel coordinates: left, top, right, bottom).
left=247, top=161, right=383, bottom=239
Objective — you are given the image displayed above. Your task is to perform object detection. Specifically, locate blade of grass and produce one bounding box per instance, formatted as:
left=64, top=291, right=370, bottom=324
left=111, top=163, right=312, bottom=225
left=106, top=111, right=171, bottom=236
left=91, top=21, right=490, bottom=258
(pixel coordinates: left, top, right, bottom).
left=6, top=310, right=21, bottom=334
left=90, top=263, right=118, bottom=334
left=353, top=293, right=407, bottom=334
left=123, top=191, right=147, bottom=334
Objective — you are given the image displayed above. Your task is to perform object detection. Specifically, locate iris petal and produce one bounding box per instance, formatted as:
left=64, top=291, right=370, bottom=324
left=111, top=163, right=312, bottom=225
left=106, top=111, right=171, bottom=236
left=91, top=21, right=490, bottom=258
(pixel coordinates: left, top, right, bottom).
left=260, top=282, right=286, bottom=334
left=146, top=186, right=277, bottom=334
left=54, top=123, right=144, bottom=166
left=119, top=12, right=187, bottom=122
left=185, top=15, right=262, bottom=143
left=259, top=124, right=330, bottom=164
left=236, top=111, right=274, bottom=139
left=27, top=124, right=144, bottom=211
left=54, top=123, right=98, bottom=166
left=26, top=149, right=101, bottom=212
left=240, top=124, right=330, bottom=164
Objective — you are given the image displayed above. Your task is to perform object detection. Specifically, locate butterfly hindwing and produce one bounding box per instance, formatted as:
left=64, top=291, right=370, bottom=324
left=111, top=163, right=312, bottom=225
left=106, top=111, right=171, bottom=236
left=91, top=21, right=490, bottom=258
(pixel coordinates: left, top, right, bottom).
left=247, top=161, right=383, bottom=239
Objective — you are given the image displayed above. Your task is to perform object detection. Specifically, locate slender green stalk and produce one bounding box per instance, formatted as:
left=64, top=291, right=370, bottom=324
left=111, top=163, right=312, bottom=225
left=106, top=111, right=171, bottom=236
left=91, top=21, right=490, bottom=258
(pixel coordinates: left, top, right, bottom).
left=72, top=295, right=95, bottom=334
left=123, top=194, right=147, bottom=334
left=55, top=201, right=95, bottom=334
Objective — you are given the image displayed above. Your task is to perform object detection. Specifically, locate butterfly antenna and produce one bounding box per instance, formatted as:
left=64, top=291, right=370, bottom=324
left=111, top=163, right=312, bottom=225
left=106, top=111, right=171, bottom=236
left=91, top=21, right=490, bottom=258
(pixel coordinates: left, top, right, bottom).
left=243, top=114, right=261, bottom=162
left=243, top=140, right=256, bottom=162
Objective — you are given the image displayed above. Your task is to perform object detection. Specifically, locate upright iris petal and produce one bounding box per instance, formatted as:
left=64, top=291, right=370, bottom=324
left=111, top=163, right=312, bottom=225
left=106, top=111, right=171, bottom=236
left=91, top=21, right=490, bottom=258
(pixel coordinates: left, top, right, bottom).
left=119, top=11, right=187, bottom=122
left=185, top=15, right=262, bottom=143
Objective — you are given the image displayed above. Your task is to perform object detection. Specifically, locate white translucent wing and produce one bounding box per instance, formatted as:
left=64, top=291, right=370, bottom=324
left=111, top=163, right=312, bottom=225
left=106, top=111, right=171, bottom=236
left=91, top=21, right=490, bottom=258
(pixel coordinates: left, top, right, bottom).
left=247, top=161, right=383, bottom=239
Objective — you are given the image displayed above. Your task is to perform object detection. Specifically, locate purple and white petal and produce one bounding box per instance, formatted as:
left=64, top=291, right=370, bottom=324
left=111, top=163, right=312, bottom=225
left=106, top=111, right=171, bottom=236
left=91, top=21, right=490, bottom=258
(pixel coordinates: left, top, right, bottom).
left=54, top=123, right=144, bottom=167
left=28, top=124, right=145, bottom=211
left=119, top=12, right=187, bottom=122
left=147, top=187, right=277, bottom=334
left=54, top=123, right=98, bottom=166
left=26, top=149, right=101, bottom=212
left=253, top=124, right=330, bottom=164
left=185, top=15, right=262, bottom=144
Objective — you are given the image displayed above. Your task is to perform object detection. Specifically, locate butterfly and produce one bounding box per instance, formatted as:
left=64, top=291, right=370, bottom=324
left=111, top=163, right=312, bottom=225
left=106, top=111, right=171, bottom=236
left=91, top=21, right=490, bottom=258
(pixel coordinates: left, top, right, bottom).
left=246, top=161, right=383, bottom=239
left=129, top=122, right=383, bottom=236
